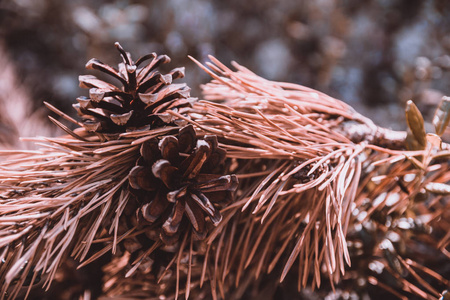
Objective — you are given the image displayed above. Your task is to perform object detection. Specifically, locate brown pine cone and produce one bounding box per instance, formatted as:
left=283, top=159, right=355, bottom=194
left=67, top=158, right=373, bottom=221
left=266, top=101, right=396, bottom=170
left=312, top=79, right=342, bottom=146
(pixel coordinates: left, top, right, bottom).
left=128, top=124, right=238, bottom=245
left=74, top=42, right=194, bottom=133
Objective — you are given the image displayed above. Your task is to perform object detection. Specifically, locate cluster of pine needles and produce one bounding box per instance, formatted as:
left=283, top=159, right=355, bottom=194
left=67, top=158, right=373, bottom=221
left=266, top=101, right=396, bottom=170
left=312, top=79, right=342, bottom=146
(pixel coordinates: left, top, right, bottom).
left=0, top=43, right=449, bottom=300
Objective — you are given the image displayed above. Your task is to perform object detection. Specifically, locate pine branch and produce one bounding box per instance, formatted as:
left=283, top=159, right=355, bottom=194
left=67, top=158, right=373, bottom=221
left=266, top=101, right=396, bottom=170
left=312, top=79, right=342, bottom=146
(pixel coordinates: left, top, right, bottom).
left=0, top=45, right=448, bottom=300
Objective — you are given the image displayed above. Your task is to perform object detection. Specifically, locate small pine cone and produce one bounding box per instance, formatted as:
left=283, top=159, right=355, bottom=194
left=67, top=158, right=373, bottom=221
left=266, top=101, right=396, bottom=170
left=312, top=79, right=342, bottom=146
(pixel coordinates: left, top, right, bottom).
left=74, top=42, right=194, bottom=133
left=128, top=125, right=238, bottom=245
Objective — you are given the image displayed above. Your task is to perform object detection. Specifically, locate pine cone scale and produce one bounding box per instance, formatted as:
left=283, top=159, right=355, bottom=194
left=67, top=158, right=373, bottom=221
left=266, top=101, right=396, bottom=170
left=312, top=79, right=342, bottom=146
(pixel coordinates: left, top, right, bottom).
left=190, top=191, right=222, bottom=225
left=146, top=86, right=189, bottom=109
left=159, top=136, right=180, bottom=164
left=78, top=75, right=117, bottom=90
left=94, top=101, right=127, bottom=115
left=138, top=93, right=159, bottom=105
left=136, top=55, right=170, bottom=82
left=162, top=200, right=185, bottom=235
left=201, top=176, right=238, bottom=193
left=141, top=192, right=169, bottom=223
left=137, top=72, right=165, bottom=94
left=178, top=125, right=196, bottom=153
left=182, top=140, right=211, bottom=179
left=85, top=58, right=127, bottom=86
left=134, top=52, right=157, bottom=67
left=76, top=96, right=93, bottom=109
left=167, top=185, right=188, bottom=202
left=129, top=166, right=157, bottom=191
left=140, top=140, right=161, bottom=163
left=152, top=159, right=179, bottom=189
left=110, top=111, right=133, bottom=126
left=169, top=67, right=186, bottom=80
left=184, top=199, right=206, bottom=235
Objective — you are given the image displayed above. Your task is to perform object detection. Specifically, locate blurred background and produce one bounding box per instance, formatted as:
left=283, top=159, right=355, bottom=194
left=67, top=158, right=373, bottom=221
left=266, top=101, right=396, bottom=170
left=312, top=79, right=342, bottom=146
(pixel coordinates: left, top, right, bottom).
left=0, top=0, right=450, bottom=144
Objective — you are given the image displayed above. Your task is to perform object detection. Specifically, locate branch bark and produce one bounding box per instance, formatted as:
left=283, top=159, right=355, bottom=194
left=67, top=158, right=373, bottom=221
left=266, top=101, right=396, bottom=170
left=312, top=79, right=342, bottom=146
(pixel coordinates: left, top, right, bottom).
left=335, top=111, right=449, bottom=150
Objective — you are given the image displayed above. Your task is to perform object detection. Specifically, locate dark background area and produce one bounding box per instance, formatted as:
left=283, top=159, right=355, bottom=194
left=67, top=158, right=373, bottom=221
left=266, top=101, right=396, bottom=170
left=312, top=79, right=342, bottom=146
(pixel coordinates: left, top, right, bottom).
left=0, top=0, right=450, bottom=132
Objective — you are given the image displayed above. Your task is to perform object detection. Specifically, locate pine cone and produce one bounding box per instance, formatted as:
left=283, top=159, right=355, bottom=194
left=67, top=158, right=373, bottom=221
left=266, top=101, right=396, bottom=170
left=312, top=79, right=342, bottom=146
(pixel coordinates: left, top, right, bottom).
left=128, top=125, right=238, bottom=245
left=74, top=42, right=193, bottom=133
